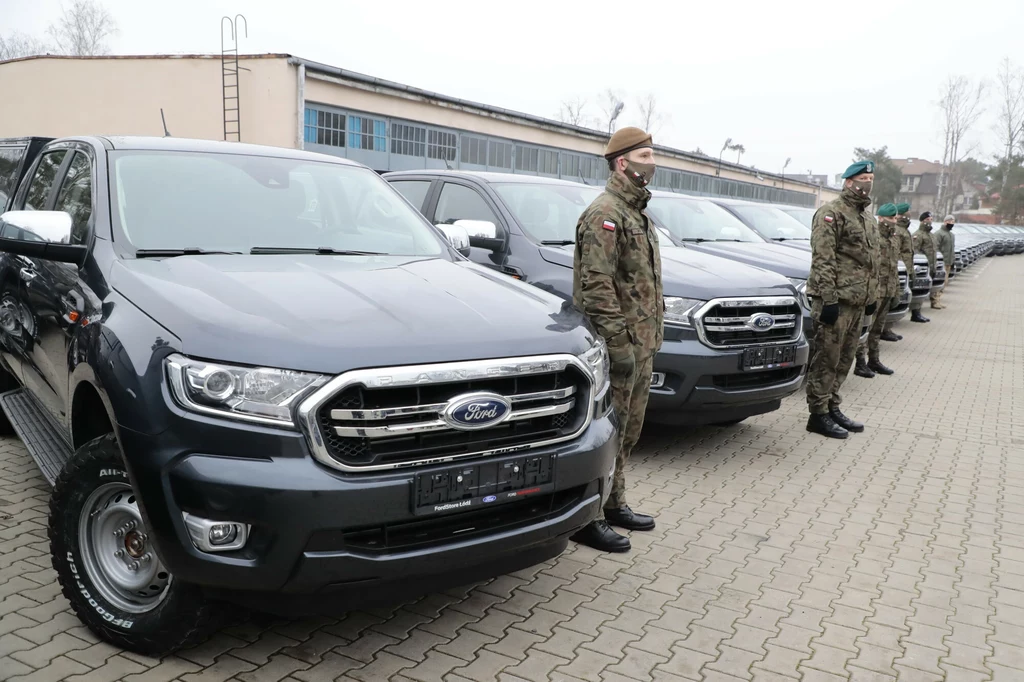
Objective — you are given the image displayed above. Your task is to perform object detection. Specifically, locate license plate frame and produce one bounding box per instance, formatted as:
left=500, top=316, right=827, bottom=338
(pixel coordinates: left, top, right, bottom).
left=741, top=344, right=798, bottom=371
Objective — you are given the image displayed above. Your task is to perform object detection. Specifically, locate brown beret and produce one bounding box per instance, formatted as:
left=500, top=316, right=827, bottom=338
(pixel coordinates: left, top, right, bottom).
left=604, top=127, right=653, bottom=159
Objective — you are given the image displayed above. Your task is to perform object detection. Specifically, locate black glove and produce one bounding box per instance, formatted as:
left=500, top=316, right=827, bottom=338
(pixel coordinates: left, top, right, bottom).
left=865, top=302, right=877, bottom=316
left=819, top=303, right=840, bottom=326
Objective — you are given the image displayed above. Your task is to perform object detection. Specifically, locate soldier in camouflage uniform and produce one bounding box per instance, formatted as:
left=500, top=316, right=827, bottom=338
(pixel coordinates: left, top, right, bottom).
left=882, top=202, right=916, bottom=341
left=805, top=161, right=878, bottom=439
left=911, top=211, right=937, bottom=323
left=855, top=203, right=899, bottom=378
left=571, top=126, right=664, bottom=553
left=932, top=214, right=956, bottom=309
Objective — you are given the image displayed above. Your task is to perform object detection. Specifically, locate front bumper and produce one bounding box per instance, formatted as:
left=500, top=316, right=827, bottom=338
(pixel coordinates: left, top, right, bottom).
left=646, top=331, right=809, bottom=426
left=118, top=407, right=617, bottom=604
left=887, top=288, right=911, bottom=323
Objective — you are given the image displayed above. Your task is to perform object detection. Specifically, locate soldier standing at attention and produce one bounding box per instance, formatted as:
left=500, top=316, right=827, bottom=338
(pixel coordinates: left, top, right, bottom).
left=855, top=203, right=899, bottom=378
left=932, top=215, right=956, bottom=309
left=805, top=161, right=878, bottom=439
left=571, top=126, right=663, bottom=553
left=912, top=212, right=937, bottom=323
left=883, top=202, right=916, bottom=341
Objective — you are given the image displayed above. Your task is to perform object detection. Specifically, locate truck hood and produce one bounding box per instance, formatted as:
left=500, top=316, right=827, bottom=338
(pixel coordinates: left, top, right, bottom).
left=770, top=239, right=811, bottom=252
left=538, top=244, right=795, bottom=299
left=684, top=242, right=811, bottom=279
left=109, top=255, right=594, bottom=374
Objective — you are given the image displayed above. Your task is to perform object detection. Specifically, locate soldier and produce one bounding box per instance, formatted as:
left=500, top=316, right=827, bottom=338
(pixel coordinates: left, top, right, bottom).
left=571, top=126, right=663, bottom=553
left=882, top=202, right=916, bottom=341
left=932, top=214, right=956, bottom=309
left=911, top=211, right=937, bottom=323
left=855, top=203, right=899, bottom=378
left=805, top=161, right=878, bottom=439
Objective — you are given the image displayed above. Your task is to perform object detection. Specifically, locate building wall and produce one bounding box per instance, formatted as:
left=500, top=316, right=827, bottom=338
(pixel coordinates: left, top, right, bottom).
left=0, top=56, right=297, bottom=148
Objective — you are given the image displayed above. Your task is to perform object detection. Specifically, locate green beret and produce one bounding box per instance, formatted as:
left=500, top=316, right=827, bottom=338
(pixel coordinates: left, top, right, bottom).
left=895, top=202, right=911, bottom=215
left=877, top=203, right=898, bottom=217
left=842, top=160, right=875, bottom=179
left=604, top=126, right=653, bottom=159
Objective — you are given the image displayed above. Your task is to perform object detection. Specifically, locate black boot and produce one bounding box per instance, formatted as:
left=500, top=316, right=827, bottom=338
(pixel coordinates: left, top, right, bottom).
left=829, top=406, right=864, bottom=432
left=854, top=355, right=875, bottom=378
left=868, top=357, right=894, bottom=375
left=911, top=310, right=930, bottom=323
left=880, top=330, right=901, bottom=342
left=605, top=506, right=656, bottom=531
left=806, top=413, right=848, bottom=439
left=571, top=520, right=631, bottom=553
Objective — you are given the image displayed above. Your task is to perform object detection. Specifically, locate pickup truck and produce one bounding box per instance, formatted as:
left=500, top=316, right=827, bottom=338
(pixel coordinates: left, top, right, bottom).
left=0, top=136, right=617, bottom=654
left=383, top=171, right=809, bottom=427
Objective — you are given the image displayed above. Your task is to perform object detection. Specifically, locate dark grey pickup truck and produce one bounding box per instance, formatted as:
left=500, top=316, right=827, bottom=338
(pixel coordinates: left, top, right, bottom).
left=384, top=171, right=810, bottom=427
left=0, top=136, right=618, bottom=654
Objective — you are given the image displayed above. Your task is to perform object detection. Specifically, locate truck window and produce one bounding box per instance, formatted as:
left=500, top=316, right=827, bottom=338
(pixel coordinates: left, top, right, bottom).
left=23, top=150, right=69, bottom=211
left=389, top=180, right=431, bottom=211
left=0, top=145, right=26, bottom=209
left=53, top=152, right=93, bottom=245
left=435, top=183, right=499, bottom=226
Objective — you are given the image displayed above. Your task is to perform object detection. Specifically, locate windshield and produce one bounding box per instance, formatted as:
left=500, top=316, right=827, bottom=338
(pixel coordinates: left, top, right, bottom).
left=492, top=182, right=601, bottom=243
left=110, top=151, right=444, bottom=256
left=727, top=204, right=811, bottom=240
left=647, top=196, right=765, bottom=243
left=778, top=206, right=814, bottom=229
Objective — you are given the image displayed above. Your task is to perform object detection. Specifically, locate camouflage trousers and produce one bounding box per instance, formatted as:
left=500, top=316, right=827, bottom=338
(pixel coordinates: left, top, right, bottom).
left=805, top=301, right=863, bottom=414
left=605, top=349, right=654, bottom=510
left=857, top=296, right=893, bottom=357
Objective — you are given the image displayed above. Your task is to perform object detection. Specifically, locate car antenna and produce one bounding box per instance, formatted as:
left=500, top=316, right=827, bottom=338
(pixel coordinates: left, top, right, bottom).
left=577, top=174, right=590, bottom=186
left=160, top=108, right=172, bottom=137
left=444, top=158, right=453, bottom=171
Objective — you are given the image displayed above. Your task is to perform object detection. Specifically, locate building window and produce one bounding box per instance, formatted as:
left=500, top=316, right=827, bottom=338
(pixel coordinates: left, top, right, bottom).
left=515, top=145, right=539, bottom=172
left=901, top=176, right=918, bottom=192
left=461, top=136, right=487, bottom=166
left=488, top=140, right=513, bottom=169
left=304, top=108, right=345, bottom=147
left=427, top=130, right=457, bottom=161
left=538, top=149, right=558, bottom=175
left=348, top=116, right=386, bottom=152
left=391, top=123, right=426, bottom=157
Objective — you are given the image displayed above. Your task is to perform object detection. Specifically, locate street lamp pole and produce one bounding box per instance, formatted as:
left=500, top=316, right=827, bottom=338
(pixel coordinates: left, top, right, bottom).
left=781, top=157, right=791, bottom=190
left=717, top=137, right=732, bottom=177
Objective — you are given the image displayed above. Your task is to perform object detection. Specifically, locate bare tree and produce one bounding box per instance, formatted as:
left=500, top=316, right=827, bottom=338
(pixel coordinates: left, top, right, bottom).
left=635, top=93, right=667, bottom=135
left=47, top=0, right=118, bottom=56
left=557, top=96, right=589, bottom=127
left=730, top=143, right=746, bottom=164
left=994, top=57, right=1024, bottom=193
left=598, top=89, right=625, bottom=133
left=936, top=75, right=986, bottom=214
left=0, top=31, right=51, bottom=60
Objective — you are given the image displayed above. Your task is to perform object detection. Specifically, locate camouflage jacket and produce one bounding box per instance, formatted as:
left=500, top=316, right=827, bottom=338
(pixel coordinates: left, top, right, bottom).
left=573, top=172, right=664, bottom=360
left=912, top=227, right=937, bottom=276
left=934, top=227, right=955, bottom=265
left=873, top=219, right=900, bottom=299
left=808, top=191, right=878, bottom=307
left=895, top=217, right=915, bottom=271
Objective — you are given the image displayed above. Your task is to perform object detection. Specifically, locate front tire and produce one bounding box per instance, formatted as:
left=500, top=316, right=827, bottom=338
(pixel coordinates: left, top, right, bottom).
left=49, top=434, right=219, bottom=655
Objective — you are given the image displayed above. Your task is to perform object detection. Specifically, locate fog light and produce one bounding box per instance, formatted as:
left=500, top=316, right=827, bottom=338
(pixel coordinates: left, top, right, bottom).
left=650, top=372, right=666, bottom=389
left=182, top=513, right=248, bottom=553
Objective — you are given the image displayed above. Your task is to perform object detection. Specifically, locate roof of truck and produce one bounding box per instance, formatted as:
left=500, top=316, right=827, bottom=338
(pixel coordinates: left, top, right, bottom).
left=99, top=136, right=361, bottom=165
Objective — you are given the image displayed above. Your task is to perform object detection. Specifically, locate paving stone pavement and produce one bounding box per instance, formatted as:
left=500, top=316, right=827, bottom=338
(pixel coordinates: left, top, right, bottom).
left=1, top=256, right=1022, bottom=682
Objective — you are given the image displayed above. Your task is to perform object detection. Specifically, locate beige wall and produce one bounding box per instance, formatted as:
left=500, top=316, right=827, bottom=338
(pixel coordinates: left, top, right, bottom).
left=0, top=56, right=297, bottom=148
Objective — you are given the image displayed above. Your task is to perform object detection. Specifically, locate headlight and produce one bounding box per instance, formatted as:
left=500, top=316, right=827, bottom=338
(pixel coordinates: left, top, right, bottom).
left=787, top=278, right=809, bottom=310
left=664, top=297, right=703, bottom=327
left=580, top=339, right=610, bottom=399
left=165, top=354, right=327, bottom=427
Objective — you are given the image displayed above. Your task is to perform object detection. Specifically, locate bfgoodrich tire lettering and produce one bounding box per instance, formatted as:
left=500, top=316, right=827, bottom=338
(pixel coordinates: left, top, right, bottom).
left=49, top=433, right=219, bottom=655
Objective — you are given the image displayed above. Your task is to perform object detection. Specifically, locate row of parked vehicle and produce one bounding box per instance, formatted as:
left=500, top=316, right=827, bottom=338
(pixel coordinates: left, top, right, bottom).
left=0, top=134, right=1014, bottom=656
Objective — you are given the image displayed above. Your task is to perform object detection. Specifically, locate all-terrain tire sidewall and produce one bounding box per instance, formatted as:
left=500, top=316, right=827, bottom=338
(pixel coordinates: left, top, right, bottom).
left=49, top=434, right=212, bottom=655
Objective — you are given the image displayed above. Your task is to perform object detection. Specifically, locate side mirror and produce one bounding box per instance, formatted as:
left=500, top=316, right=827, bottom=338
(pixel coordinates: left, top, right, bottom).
left=0, top=211, right=87, bottom=266
left=434, top=223, right=471, bottom=257
left=454, top=219, right=504, bottom=252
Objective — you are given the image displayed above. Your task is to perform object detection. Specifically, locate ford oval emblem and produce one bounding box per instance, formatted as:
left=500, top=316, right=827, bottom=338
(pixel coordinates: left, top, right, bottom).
left=747, top=312, right=776, bottom=332
left=483, top=495, right=497, bottom=503
left=442, top=392, right=512, bottom=431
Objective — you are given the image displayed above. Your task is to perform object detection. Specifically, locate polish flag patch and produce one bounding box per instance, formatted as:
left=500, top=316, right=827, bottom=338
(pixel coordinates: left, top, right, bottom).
left=602, top=220, right=616, bottom=231
left=824, top=215, right=834, bottom=223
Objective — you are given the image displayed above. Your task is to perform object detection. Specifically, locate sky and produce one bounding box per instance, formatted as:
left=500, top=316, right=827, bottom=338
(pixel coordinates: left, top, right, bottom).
left=4, top=0, right=1022, bottom=179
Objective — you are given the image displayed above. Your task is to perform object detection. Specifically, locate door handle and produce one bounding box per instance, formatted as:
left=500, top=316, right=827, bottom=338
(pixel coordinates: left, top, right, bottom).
left=19, top=267, right=36, bottom=283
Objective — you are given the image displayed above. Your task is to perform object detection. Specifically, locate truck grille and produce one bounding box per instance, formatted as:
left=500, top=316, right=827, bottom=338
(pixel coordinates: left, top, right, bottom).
left=298, top=356, right=593, bottom=472
left=710, top=367, right=802, bottom=390
left=694, top=296, right=801, bottom=349
left=898, top=273, right=908, bottom=290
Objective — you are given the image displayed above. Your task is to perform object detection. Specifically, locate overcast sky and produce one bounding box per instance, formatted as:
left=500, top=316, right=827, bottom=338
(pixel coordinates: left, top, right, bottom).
left=6, top=0, right=1022, bottom=177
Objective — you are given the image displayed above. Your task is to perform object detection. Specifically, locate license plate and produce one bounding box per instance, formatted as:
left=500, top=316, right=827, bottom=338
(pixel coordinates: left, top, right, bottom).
left=741, top=344, right=797, bottom=371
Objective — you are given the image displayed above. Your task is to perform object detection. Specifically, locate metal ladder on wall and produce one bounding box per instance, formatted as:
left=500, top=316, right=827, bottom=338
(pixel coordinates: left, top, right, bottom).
left=221, top=15, right=247, bottom=142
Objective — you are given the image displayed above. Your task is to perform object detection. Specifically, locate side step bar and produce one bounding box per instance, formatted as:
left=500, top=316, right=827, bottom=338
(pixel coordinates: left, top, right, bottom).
left=0, top=389, right=73, bottom=486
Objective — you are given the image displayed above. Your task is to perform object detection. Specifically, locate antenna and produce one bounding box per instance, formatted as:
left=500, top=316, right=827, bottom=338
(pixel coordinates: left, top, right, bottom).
left=160, top=108, right=171, bottom=137
left=577, top=173, right=590, bottom=186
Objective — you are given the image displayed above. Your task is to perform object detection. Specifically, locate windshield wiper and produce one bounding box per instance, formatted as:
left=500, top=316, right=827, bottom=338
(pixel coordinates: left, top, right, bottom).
left=249, top=246, right=386, bottom=256
left=772, top=237, right=808, bottom=242
left=541, top=240, right=575, bottom=246
left=135, top=248, right=242, bottom=258
left=679, top=237, right=709, bottom=243
left=714, top=239, right=745, bottom=242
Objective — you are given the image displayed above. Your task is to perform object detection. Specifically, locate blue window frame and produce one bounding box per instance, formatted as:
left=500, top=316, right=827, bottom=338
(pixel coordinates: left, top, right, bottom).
left=348, top=116, right=387, bottom=152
